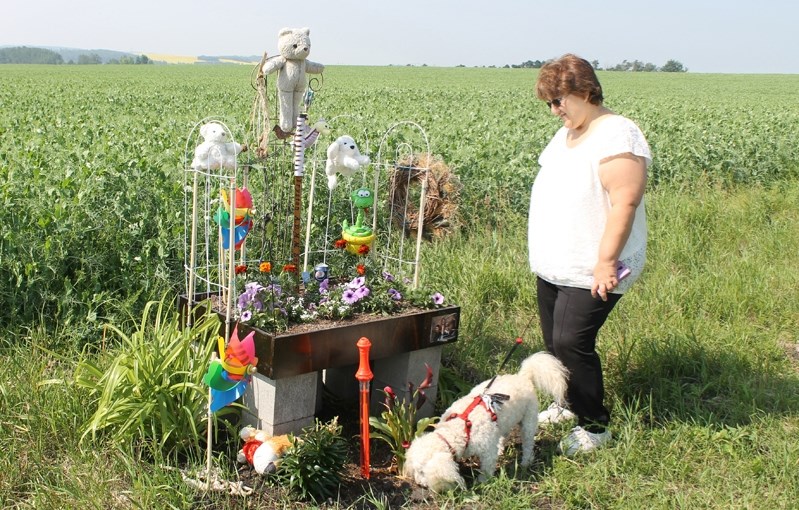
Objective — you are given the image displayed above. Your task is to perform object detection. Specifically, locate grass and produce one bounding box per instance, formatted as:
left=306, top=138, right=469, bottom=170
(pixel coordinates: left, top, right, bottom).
left=3, top=183, right=799, bottom=508
left=2, top=65, right=799, bottom=508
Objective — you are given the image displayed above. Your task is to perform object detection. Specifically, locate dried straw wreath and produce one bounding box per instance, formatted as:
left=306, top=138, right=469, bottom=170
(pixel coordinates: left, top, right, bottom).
left=388, top=154, right=461, bottom=239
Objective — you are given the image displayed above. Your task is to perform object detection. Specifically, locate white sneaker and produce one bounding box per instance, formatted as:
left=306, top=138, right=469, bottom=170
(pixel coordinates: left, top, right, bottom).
left=558, top=426, right=611, bottom=456
left=538, top=402, right=576, bottom=425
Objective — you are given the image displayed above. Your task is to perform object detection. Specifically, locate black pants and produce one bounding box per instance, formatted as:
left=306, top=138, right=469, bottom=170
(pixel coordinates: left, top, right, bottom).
left=536, top=277, right=621, bottom=433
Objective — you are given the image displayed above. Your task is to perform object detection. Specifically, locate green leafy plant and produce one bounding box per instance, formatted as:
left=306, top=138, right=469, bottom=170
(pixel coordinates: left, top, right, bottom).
left=276, top=417, right=349, bottom=502
left=74, top=294, right=221, bottom=458
left=436, top=364, right=475, bottom=413
left=369, top=364, right=439, bottom=473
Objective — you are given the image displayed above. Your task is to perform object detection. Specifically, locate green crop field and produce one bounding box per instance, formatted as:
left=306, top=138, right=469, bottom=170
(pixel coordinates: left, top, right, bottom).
left=1, top=64, right=798, bottom=508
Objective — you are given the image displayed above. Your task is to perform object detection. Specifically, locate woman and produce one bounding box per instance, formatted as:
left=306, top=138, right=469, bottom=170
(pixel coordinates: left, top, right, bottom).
left=528, top=54, right=651, bottom=455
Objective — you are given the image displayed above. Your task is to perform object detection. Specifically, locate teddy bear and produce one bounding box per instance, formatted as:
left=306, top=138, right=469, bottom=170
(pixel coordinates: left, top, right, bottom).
left=324, top=135, right=370, bottom=190
left=262, top=27, right=324, bottom=136
left=236, top=426, right=293, bottom=475
left=190, top=122, right=246, bottom=170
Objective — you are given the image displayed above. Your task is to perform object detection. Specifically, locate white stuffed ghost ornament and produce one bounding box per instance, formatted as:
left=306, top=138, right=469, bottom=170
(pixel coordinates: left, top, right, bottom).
left=324, top=135, right=370, bottom=190
left=190, top=122, right=245, bottom=170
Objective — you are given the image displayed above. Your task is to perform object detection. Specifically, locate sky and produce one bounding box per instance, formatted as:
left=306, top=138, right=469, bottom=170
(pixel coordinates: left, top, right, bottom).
left=2, top=0, right=798, bottom=74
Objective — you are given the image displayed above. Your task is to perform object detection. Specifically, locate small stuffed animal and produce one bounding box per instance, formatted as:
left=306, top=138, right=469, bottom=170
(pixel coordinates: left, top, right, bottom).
left=191, top=122, right=245, bottom=170
left=302, top=118, right=331, bottom=149
left=325, top=135, right=370, bottom=190
left=262, top=27, right=324, bottom=135
left=236, top=426, right=292, bottom=475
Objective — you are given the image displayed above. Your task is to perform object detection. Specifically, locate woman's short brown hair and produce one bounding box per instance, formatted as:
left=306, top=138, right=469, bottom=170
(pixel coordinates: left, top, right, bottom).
left=536, top=54, right=604, bottom=105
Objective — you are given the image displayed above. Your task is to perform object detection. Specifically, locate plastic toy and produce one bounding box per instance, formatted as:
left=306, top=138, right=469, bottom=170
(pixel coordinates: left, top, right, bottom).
left=342, top=188, right=375, bottom=255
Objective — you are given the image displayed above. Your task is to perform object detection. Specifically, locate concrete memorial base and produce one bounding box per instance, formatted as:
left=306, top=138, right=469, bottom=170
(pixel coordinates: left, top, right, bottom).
left=181, top=295, right=459, bottom=435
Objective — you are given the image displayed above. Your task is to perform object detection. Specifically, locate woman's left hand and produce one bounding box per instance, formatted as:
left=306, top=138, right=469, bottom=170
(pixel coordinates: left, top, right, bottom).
left=591, top=262, right=618, bottom=301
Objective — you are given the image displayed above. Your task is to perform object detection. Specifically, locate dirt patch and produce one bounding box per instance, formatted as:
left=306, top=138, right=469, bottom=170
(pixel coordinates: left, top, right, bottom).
left=196, top=404, right=443, bottom=509
left=780, top=339, right=799, bottom=368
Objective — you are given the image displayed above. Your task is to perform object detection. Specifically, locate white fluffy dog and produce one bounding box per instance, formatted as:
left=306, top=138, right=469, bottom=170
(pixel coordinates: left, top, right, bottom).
left=403, top=352, right=568, bottom=492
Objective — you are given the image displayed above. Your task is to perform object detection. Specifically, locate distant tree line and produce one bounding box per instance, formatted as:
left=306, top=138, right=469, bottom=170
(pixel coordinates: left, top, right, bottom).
left=0, top=46, right=153, bottom=65
left=0, top=46, right=63, bottom=64
left=106, top=54, right=152, bottom=65
left=505, top=58, right=687, bottom=72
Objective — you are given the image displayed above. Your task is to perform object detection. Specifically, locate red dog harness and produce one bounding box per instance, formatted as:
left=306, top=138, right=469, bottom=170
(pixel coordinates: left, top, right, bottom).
left=445, top=393, right=507, bottom=448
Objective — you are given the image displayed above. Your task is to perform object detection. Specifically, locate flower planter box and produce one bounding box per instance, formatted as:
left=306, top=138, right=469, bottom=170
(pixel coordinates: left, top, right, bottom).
left=180, top=293, right=459, bottom=435
left=180, top=293, right=459, bottom=379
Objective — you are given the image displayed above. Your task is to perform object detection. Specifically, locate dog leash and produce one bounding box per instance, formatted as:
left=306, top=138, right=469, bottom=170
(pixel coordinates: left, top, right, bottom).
left=482, top=311, right=537, bottom=393
left=482, top=336, right=523, bottom=393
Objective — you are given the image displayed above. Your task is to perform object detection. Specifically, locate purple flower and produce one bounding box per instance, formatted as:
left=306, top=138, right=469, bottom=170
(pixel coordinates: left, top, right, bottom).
left=382, top=271, right=395, bottom=282
left=240, top=310, right=252, bottom=322
left=355, top=286, right=371, bottom=299
left=319, top=278, right=329, bottom=293
left=245, top=281, right=263, bottom=296
left=348, top=276, right=366, bottom=289
left=342, top=289, right=359, bottom=305
left=388, top=288, right=402, bottom=301
left=431, top=292, right=444, bottom=305
left=252, top=299, right=263, bottom=311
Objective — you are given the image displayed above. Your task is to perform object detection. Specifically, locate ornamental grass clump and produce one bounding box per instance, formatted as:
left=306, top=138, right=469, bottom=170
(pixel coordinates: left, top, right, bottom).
left=74, top=294, right=220, bottom=459
left=369, top=364, right=439, bottom=473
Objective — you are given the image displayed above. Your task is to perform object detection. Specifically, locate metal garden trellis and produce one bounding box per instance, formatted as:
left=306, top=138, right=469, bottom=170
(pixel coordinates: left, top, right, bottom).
left=181, top=62, right=450, bottom=484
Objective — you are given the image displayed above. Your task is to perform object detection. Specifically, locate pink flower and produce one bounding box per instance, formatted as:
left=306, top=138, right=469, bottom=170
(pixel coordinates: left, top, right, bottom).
left=383, top=386, right=396, bottom=409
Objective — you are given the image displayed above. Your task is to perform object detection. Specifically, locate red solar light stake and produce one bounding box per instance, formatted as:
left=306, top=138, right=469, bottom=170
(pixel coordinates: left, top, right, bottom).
left=355, top=337, right=374, bottom=479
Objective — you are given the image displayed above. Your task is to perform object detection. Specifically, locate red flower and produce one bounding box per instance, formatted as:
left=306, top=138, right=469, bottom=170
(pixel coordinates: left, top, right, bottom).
left=235, top=264, right=248, bottom=274
left=282, top=263, right=297, bottom=273
left=383, top=386, right=396, bottom=409
left=356, top=264, right=366, bottom=275
left=419, top=363, right=434, bottom=390
left=334, top=239, right=348, bottom=249
left=415, top=390, right=428, bottom=411
left=357, top=244, right=370, bottom=255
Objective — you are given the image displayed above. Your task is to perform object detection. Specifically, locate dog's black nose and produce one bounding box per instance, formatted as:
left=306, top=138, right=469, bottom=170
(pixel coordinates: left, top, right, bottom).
left=349, top=145, right=355, bottom=150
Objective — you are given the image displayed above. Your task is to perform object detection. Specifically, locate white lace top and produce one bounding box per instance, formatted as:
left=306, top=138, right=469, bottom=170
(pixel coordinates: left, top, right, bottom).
left=528, top=115, right=651, bottom=293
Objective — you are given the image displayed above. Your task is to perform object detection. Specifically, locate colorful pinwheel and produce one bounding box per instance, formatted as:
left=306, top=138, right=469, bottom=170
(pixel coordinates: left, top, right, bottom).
left=214, top=187, right=253, bottom=250
left=202, top=325, right=258, bottom=412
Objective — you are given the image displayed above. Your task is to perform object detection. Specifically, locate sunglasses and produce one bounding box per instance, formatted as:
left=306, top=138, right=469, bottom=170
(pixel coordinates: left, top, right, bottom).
left=546, top=97, right=565, bottom=109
